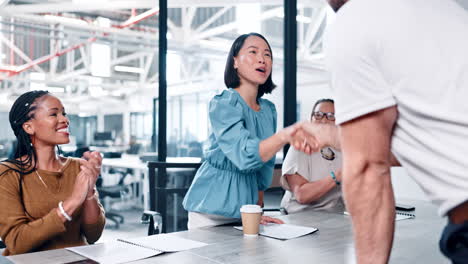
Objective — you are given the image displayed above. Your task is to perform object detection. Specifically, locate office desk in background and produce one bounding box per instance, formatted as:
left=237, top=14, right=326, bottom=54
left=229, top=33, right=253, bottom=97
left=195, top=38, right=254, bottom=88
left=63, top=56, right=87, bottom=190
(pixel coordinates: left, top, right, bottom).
left=101, top=155, right=149, bottom=209
left=101, top=156, right=203, bottom=211
left=7, top=200, right=449, bottom=264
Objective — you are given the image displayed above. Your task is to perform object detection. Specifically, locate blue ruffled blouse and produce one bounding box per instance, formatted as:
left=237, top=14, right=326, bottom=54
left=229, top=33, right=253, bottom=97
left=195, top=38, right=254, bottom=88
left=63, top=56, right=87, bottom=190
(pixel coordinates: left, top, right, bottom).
left=182, top=88, right=277, bottom=218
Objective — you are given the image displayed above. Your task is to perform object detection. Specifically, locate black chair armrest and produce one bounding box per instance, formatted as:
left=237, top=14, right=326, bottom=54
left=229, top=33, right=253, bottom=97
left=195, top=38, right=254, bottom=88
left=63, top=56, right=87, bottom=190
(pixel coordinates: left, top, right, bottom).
left=263, top=207, right=288, bottom=215
left=141, top=210, right=163, bottom=236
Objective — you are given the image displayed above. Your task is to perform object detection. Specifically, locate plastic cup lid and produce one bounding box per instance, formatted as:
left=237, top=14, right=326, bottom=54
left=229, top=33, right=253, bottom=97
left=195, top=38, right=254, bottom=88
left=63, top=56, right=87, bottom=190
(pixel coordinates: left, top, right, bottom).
left=240, top=204, right=262, bottom=213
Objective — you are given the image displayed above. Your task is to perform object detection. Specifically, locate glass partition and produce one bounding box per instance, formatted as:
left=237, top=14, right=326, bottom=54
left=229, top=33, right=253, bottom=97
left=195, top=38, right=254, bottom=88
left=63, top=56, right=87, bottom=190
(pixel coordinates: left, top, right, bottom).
left=166, top=3, right=285, bottom=159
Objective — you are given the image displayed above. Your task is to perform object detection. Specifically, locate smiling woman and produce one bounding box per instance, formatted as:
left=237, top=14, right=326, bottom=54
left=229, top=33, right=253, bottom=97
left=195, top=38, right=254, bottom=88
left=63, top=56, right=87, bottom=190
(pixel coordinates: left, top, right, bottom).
left=0, top=90, right=106, bottom=256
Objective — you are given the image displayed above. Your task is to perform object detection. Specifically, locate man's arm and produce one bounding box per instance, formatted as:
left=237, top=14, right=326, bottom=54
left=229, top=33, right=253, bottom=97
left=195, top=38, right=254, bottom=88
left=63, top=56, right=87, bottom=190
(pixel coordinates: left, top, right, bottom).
left=389, top=152, right=401, bottom=167
left=339, top=106, right=397, bottom=264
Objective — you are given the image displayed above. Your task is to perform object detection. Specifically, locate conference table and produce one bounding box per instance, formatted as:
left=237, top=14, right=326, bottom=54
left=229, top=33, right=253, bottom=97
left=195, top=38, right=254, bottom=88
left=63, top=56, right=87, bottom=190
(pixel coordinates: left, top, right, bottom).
left=7, top=200, right=449, bottom=264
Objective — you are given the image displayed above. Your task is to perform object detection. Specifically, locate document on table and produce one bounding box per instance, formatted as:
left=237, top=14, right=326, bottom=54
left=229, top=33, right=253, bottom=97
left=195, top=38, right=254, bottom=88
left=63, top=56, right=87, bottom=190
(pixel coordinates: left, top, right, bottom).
left=234, top=224, right=318, bottom=240
left=67, top=234, right=208, bottom=264
left=344, top=211, right=415, bottom=221
left=0, top=255, right=13, bottom=264
left=67, top=241, right=162, bottom=264
left=120, top=234, right=209, bottom=252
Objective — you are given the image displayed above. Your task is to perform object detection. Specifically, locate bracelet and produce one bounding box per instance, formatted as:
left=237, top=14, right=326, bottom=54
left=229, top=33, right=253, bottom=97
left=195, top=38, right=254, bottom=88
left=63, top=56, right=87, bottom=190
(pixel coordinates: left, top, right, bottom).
left=330, top=171, right=341, bottom=186
left=58, top=201, right=73, bottom=221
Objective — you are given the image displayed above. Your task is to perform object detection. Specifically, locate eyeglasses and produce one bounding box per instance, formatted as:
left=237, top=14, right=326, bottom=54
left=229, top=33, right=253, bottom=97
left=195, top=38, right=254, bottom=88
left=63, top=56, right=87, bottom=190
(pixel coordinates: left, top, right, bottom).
left=313, top=111, right=335, bottom=121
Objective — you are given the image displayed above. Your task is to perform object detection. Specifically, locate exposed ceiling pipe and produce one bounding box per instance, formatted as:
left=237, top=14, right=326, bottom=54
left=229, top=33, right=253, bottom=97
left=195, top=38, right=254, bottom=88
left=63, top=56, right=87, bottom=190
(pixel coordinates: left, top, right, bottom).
left=3, top=14, right=155, bottom=38
left=0, top=7, right=159, bottom=81
left=0, top=0, right=323, bottom=14
left=115, top=8, right=159, bottom=29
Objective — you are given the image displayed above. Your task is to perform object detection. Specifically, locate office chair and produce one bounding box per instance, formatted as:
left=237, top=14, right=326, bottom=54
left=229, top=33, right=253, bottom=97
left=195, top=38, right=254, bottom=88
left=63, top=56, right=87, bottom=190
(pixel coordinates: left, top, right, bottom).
left=262, top=187, right=288, bottom=216
left=141, top=211, right=163, bottom=235
left=73, top=146, right=131, bottom=228
left=96, top=168, right=132, bottom=229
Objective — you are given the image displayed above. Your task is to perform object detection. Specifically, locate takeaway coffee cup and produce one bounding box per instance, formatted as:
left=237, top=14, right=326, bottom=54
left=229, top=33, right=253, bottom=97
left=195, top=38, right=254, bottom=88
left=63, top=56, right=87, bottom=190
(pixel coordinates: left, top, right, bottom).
left=240, top=204, right=262, bottom=236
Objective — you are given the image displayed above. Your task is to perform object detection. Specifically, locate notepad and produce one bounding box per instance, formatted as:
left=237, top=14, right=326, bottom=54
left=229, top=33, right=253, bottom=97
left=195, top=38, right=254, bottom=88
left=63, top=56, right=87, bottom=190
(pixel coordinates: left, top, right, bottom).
left=234, top=224, right=318, bottom=240
left=344, top=211, right=415, bottom=221
left=0, top=255, right=13, bottom=264
left=66, top=234, right=208, bottom=264
left=395, top=211, right=416, bottom=221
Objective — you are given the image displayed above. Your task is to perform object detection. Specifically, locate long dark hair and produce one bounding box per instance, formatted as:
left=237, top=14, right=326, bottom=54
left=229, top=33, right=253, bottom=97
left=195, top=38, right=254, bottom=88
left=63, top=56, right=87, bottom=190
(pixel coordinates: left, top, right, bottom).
left=224, top=32, right=276, bottom=100
left=0, top=90, right=50, bottom=214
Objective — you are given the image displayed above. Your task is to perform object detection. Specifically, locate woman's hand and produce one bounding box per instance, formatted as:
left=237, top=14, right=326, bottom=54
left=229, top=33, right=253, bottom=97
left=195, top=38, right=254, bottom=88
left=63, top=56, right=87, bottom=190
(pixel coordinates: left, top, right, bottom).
left=260, top=215, right=284, bottom=225
left=70, top=169, right=91, bottom=204
left=278, top=122, right=303, bottom=144
left=81, top=151, right=102, bottom=199
left=58, top=169, right=90, bottom=222
left=296, top=122, right=340, bottom=151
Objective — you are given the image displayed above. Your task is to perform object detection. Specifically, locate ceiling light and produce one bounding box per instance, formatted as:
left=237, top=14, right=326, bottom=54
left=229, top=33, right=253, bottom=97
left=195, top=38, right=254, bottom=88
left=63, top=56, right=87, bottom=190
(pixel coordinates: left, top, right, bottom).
left=276, top=13, right=312, bottom=24
left=43, top=15, right=88, bottom=26
left=114, top=65, right=144, bottom=74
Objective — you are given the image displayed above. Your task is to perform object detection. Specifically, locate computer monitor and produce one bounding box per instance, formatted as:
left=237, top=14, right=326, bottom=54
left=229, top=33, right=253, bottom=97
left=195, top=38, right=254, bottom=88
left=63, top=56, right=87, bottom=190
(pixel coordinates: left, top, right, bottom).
left=94, top=132, right=113, bottom=141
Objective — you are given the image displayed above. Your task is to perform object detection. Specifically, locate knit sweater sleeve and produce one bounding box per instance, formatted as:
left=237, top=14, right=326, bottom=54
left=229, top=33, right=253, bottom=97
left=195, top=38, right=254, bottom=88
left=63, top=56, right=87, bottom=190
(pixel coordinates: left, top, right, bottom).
left=81, top=187, right=106, bottom=244
left=0, top=167, right=66, bottom=255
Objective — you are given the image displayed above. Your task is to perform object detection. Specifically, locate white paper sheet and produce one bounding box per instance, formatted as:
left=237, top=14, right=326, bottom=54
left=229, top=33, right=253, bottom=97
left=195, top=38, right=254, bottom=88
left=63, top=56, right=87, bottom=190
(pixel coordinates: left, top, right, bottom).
left=344, top=211, right=415, bottom=221
left=67, top=241, right=162, bottom=264
left=119, top=234, right=208, bottom=252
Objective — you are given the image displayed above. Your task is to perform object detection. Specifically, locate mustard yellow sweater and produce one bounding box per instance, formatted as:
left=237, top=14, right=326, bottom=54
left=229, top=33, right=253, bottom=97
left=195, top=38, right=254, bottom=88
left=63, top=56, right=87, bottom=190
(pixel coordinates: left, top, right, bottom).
left=0, top=158, right=106, bottom=256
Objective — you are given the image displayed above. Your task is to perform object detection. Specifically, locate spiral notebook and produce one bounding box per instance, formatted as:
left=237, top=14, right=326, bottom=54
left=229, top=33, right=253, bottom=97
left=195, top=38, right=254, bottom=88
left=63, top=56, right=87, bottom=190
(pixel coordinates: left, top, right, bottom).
left=67, top=234, right=208, bottom=264
left=234, top=223, right=318, bottom=240
left=344, top=211, right=415, bottom=221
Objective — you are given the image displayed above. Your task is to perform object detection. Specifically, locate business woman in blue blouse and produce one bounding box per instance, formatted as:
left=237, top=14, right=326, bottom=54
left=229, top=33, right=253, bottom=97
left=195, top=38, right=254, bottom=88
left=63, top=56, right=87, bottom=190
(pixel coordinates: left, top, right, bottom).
left=183, top=33, right=299, bottom=229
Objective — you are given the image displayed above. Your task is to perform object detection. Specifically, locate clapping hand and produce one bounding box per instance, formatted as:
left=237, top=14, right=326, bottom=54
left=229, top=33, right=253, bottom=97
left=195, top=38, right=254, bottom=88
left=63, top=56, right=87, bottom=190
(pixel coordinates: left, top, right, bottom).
left=80, top=151, right=103, bottom=199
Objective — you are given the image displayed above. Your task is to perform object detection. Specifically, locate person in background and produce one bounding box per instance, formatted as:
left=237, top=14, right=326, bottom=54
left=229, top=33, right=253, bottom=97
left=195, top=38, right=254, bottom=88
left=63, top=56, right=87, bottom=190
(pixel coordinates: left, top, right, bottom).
left=280, top=99, right=343, bottom=214
left=126, top=136, right=141, bottom=155
left=0, top=90, right=105, bottom=256
left=183, top=32, right=300, bottom=229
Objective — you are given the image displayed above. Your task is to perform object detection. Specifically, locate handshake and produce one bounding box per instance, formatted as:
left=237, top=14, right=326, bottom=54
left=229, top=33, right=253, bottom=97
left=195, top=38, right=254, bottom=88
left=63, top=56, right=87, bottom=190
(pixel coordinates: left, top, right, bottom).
left=280, top=121, right=340, bottom=154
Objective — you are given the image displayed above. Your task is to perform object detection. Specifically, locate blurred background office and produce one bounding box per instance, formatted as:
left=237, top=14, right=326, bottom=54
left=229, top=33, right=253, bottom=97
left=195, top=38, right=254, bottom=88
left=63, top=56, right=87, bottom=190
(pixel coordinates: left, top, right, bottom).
left=0, top=0, right=441, bottom=242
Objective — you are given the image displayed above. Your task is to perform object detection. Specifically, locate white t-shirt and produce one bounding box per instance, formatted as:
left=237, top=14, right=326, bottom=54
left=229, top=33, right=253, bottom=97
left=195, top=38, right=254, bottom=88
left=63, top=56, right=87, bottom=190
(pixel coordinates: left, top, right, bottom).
left=280, top=148, right=344, bottom=214
left=326, top=0, right=468, bottom=216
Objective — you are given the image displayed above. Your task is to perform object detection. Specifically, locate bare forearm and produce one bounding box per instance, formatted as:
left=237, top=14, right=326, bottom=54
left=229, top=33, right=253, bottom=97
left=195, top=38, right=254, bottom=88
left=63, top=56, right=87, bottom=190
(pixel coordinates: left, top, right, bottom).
left=58, top=198, right=81, bottom=222
left=390, top=152, right=401, bottom=167
left=323, top=124, right=341, bottom=150
left=82, top=197, right=103, bottom=224
left=294, top=177, right=337, bottom=204
left=259, top=132, right=288, bottom=162
left=344, top=164, right=395, bottom=264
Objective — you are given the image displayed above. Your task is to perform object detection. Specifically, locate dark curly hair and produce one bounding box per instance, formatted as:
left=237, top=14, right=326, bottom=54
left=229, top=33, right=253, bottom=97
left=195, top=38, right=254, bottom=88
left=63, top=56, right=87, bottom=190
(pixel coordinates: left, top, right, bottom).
left=0, top=90, right=50, bottom=215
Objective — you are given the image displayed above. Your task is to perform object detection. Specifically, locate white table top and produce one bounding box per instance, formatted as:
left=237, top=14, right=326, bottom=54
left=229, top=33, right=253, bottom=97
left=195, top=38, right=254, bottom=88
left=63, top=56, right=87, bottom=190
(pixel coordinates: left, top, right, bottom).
left=8, top=200, right=449, bottom=264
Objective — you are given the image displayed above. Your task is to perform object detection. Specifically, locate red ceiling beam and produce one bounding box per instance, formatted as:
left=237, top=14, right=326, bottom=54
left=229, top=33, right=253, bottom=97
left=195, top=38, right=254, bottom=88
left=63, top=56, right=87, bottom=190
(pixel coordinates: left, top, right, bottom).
left=1, top=8, right=159, bottom=81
